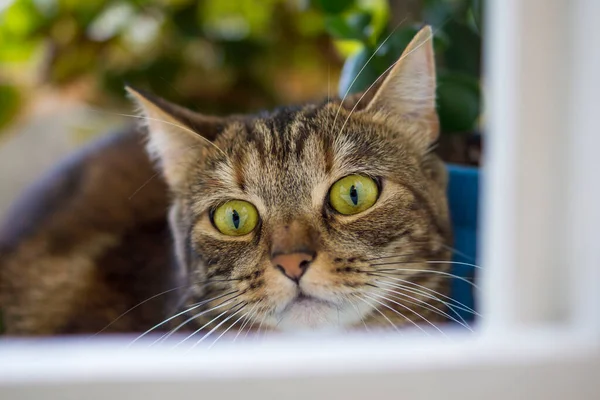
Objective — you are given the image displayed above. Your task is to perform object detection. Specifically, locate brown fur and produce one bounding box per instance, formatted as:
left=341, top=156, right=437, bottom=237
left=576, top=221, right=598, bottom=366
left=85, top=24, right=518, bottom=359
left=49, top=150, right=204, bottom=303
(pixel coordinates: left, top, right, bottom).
left=0, top=131, right=180, bottom=334
left=0, top=27, right=452, bottom=336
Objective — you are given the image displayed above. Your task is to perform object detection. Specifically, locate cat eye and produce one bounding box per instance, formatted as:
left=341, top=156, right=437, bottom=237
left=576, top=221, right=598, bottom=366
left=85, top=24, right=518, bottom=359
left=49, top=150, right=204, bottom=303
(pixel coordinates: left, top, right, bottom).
left=212, top=200, right=259, bottom=236
left=329, top=175, right=379, bottom=215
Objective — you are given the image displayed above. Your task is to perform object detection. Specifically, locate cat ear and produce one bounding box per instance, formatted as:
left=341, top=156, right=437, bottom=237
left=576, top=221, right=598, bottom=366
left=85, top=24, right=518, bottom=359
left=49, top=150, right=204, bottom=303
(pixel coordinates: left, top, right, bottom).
left=365, top=25, right=439, bottom=146
left=126, top=86, right=224, bottom=188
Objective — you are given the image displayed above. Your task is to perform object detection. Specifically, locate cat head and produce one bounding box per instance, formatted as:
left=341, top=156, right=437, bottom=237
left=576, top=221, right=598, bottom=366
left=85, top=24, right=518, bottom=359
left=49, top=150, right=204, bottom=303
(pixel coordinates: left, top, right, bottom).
left=128, top=26, right=452, bottom=332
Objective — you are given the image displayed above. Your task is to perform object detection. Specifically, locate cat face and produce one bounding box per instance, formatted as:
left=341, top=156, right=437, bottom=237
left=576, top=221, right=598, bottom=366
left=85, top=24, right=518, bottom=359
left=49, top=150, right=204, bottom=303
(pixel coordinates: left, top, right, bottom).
left=129, top=26, right=452, bottom=333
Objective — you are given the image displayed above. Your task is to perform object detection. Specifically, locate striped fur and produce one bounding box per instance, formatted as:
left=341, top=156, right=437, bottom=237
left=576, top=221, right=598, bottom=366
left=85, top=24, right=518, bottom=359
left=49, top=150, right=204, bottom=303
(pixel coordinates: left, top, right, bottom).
left=0, top=26, right=452, bottom=335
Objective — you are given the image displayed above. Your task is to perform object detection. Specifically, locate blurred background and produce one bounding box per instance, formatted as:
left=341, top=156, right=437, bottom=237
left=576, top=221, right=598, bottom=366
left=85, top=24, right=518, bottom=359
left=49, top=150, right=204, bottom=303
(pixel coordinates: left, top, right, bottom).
left=0, top=0, right=483, bottom=219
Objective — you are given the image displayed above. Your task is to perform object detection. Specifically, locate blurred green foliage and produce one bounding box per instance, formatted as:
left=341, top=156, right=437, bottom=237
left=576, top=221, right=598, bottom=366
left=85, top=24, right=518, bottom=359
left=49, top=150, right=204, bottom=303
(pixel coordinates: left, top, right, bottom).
left=329, top=0, right=482, bottom=134
left=0, top=0, right=482, bottom=135
left=0, top=0, right=339, bottom=126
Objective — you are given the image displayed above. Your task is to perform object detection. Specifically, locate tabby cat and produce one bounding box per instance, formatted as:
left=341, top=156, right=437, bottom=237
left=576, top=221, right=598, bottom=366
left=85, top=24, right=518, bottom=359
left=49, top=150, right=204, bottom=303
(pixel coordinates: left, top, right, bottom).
left=0, top=27, right=452, bottom=337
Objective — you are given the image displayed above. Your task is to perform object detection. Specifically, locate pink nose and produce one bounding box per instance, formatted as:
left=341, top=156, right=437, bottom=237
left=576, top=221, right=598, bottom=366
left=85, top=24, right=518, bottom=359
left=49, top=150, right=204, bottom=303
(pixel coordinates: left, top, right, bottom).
left=272, top=252, right=314, bottom=282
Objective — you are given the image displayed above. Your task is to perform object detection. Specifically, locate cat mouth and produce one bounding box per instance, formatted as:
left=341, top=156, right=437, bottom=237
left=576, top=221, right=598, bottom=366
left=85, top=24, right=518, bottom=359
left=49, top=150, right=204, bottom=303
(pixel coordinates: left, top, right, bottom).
left=292, top=293, right=325, bottom=304
left=274, top=292, right=341, bottom=331
left=268, top=290, right=368, bottom=331
left=285, top=292, right=333, bottom=309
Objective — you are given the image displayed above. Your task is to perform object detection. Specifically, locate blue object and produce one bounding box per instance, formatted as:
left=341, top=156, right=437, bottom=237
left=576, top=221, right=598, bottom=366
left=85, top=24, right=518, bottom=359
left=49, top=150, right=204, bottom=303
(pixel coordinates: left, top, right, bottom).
left=446, top=164, right=479, bottom=322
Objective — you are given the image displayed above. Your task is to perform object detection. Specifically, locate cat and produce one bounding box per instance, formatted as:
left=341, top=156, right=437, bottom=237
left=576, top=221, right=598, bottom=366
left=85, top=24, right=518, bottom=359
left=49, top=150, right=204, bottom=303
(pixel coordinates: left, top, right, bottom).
left=0, top=26, right=452, bottom=337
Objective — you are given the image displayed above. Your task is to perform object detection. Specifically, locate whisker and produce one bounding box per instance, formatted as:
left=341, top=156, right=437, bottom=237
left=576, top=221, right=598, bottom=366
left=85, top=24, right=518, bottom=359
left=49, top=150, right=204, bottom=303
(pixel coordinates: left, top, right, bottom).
left=128, top=171, right=161, bottom=200
left=369, top=268, right=480, bottom=290
left=234, top=301, right=261, bottom=343
left=273, top=308, right=287, bottom=331
left=353, top=294, right=401, bottom=333
left=362, top=243, right=476, bottom=264
left=92, top=283, right=190, bottom=337
left=373, top=283, right=473, bottom=331
left=346, top=296, right=370, bottom=332
left=90, top=110, right=228, bottom=157
left=372, top=275, right=480, bottom=316
left=425, top=260, right=482, bottom=270
left=326, top=61, right=332, bottom=140
left=439, top=244, right=476, bottom=262
left=153, top=291, right=246, bottom=346
left=173, top=311, right=230, bottom=349
left=99, top=275, right=243, bottom=339
left=362, top=252, right=423, bottom=263
left=243, top=308, right=261, bottom=341
left=373, top=284, right=475, bottom=330
left=128, top=290, right=238, bottom=346
left=371, top=260, right=483, bottom=270
left=337, top=29, right=436, bottom=137
left=191, top=302, right=248, bottom=350
left=372, top=278, right=465, bottom=313
left=255, top=309, right=270, bottom=341
left=374, top=292, right=450, bottom=338
left=89, top=108, right=234, bottom=200
left=327, top=62, right=331, bottom=103
left=242, top=316, right=259, bottom=341
left=330, top=18, right=408, bottom=134
left=233, top=314, right=251, bottom=342
left=126, top=140, right=205, bottom=198
left=361, top=292, right=435, bottom=336
left=209, top=309, right=251, bottom=349
left=172, top=301, right=244, bottom=349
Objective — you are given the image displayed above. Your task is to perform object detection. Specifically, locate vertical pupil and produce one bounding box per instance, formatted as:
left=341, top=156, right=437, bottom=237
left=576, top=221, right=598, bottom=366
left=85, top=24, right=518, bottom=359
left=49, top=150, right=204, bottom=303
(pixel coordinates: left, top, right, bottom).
left=349, top=185, right=358, bottom=205
left=232, top=209, right=240, bottom=229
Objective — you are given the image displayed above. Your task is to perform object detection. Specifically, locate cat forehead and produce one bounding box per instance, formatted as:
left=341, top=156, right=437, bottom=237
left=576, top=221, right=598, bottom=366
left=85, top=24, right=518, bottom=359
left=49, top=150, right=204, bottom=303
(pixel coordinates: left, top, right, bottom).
left=190, top=105, right=414, bottom=210
left=220, top=104, right=396, bottom=164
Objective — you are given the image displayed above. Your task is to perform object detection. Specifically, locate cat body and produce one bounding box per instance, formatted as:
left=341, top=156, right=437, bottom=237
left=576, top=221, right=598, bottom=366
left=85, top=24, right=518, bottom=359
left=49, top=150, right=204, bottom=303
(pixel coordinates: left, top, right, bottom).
left=0, top=129, right=176, bottom=333
left=0, top=27, right=453, bottom=336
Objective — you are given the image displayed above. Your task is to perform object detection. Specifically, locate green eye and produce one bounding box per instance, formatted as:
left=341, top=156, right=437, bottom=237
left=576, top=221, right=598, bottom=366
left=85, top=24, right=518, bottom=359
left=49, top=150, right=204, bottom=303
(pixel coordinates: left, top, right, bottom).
left=329, top=175, right=379, bottom=215
left=213, top=200, right=259, bottom=236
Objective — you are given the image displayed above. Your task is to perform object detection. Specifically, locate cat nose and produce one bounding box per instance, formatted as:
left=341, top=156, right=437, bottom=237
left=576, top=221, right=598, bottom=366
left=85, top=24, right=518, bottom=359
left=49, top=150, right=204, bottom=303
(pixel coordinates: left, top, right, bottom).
left=272, top=252, right=314, bottom=283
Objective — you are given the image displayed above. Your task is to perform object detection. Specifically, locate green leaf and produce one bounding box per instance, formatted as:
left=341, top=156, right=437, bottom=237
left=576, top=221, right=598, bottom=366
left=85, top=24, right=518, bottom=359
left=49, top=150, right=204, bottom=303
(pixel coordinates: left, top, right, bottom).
left=1, top=1, right=38, bottom=37
left=436, top=71, right=481, bottom=133
left=338, top=46, right=381, bottom=96
left=295, top=9, right=326, bottom=37
left=0, top=84, right=22, bottom=131
left=173, top=3, right=203, bottom=37
left=377, top=26, right=447, bottom=69
left=0, top=39, right=39, bottom=62
left=442, top=20, right=481, bottom=76
left=382, top=26, right=419, bottom=59
left=422, top=0, right=454, bottom=27
left=325, top=15, right=359, bottom=39
left=325, top=12, right=372, bottom=41
left=312, top=0, right=355, bottom=14
left=362, top=0, right=389, bottom=43
left=469, top=0, right=482, bottom=33
left=348, top=12, right=373, bottom=40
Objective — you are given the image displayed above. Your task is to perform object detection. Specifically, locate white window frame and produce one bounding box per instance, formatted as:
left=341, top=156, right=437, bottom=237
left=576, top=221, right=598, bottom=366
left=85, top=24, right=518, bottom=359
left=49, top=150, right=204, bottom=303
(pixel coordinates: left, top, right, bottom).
left=1, top=1, right=599, bottom=398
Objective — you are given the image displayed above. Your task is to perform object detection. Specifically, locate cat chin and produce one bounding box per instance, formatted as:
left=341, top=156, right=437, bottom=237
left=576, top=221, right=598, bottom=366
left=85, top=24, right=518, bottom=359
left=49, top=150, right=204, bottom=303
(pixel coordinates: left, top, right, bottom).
left=268, top=297, right=362, bottom=332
